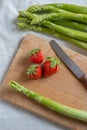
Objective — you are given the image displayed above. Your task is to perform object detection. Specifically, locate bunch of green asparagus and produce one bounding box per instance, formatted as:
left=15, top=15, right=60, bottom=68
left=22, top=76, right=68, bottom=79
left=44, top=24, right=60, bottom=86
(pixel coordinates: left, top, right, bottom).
left=17, top=3, right=87, bottom=50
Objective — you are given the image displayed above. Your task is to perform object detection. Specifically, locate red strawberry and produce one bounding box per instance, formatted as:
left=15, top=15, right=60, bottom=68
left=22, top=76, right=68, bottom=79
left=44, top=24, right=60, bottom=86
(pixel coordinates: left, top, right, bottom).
left=43, top=57, right=61, bottom=77
left=29, top=48, right=44, bottom=64
left=26, top=64, right=42, bottom=79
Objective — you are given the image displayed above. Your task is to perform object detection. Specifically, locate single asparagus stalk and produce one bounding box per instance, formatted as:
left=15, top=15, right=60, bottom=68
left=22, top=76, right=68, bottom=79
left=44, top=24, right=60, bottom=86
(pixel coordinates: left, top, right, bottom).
left=27, top=5, right=65, bottom=13
left=9, top=81, right=87, bottom=122
left=17, top=21, right=87, bottom=50
left=53, top=20, right=87, bottom=32
left=31, top=12, right=87, bottom=25
left=18, top=10, right=37, bottom=20
left=47, top=3, right=87, bottom=14
left=42, top=20, right=87, bottom=42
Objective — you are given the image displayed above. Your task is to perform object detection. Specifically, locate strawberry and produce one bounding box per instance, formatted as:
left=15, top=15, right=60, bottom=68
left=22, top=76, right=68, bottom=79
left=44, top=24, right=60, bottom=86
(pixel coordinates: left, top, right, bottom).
left=43, top=57, right=61, bottom=77
left=26, top=64, right=42, bottom=79
left=29, top=48, right=44, bottom=64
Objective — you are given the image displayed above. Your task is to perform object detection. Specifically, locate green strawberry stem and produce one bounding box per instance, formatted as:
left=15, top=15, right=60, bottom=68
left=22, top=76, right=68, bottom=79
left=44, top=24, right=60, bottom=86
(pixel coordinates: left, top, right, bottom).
left=30, top=48, right=40, bottom=56
left=26, top=64, right=38, bottom=75
left=47, top=57, right=61, bottom=68
left=9, top=81, right=87, bottom=122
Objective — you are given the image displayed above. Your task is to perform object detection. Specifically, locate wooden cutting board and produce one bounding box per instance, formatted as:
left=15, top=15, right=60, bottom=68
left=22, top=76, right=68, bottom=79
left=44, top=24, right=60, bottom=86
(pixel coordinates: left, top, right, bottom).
left=0, top=34, right=87, bottom=130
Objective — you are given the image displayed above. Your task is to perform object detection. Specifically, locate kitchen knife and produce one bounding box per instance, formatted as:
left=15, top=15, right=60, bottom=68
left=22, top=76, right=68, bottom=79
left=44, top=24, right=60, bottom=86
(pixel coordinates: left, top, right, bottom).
left=50, top=40, right=87, bottom=86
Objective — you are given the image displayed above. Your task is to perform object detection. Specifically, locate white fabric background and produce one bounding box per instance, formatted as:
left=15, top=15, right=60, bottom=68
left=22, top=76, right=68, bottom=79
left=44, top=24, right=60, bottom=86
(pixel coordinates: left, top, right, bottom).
left=0, top=0, right=87, bottom=130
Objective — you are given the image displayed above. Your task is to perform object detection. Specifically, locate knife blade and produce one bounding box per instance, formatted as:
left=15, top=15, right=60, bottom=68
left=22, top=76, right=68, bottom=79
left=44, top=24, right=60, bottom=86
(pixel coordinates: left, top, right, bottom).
left=50, top=40, right=87, bottom=86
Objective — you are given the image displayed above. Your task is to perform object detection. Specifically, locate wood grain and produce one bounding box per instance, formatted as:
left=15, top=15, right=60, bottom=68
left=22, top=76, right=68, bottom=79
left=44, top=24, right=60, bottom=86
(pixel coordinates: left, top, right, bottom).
left=0, top=34, right=87, bottom=130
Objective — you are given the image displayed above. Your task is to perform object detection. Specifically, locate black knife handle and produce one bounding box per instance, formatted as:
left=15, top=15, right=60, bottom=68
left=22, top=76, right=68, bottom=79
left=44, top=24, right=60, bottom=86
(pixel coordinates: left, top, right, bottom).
left=80, top=74, right=87, bottom=87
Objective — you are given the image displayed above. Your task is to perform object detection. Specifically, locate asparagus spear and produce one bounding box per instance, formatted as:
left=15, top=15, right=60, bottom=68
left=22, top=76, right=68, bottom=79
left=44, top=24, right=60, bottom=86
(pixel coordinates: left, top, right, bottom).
left=42, top=20, right=87, bottom=42
left=18, top=10, right=37, bottom=20
left=31, top=12, right=87, bottom=25
left=47, top=3, right=87, bottom=14
left=17, top=21, right=87, bottom=50
left=9, top=81, right=87, bottom=122
left=27, top=4, right=87, bottom=15
left=27, top=5, right=65, bottom=13
left=53, top=20, right=87, bottom=32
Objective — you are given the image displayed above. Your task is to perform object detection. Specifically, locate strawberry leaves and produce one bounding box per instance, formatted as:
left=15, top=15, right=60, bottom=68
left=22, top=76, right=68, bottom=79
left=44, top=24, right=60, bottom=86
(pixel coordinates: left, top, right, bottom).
left=26, top=64, right=42, bottom=79
left=30, top=48, right=40, bottom=56
left=27, top=64, right=39, bottom=75
left=47, top=57, right=62, bottom=68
